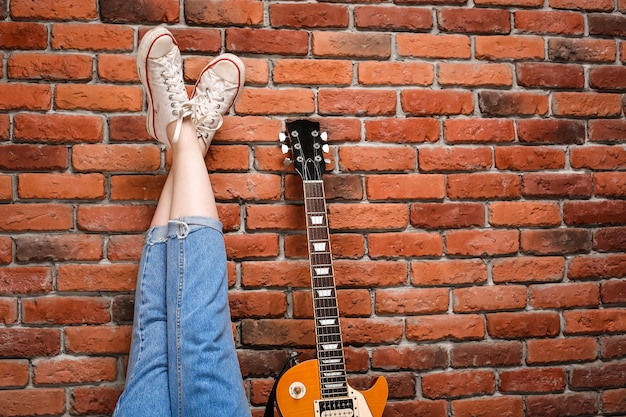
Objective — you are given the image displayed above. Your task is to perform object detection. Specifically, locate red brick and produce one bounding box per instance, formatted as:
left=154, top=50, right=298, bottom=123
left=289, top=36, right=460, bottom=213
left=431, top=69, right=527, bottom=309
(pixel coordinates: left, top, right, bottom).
left=245, top=205, right=303, bottom=231
left=448, top=173, right=520, bottom=200
left=550, top=0, right=612, bottom=10
left=397, top=34, right=471, bottom=59
left=520, top=228, right=591, bottom=255
left=14, top=113, right=103, bottom=143
left=33, top=357, right=116, bottom=385
left=495, top=146, right=566, bottom=170
left=359, top=61, right=434, bottom=86
left=0, top=144, right=68, bottom=171
left=319, top=89, right=396, bottom=116
left=241, top=318, right=315, bottom=347
left=553, top=92, right=622, bottom=117
left=345, top=318, right=404, bottom=345
left=410, top=202, right=484, bottom=229
left=500, top=368, right=566, bottom=393
left=372, top=345, right=448, bottom=371
left=0, top=83, right=51, bottom=111
left=270, top=3, right=348, bottom=28
left=364, top=118, right=439, bottom=143
left=530, top=282, right=599, bottom=309
left=365, top=174, right=445, bottom=201
left=110, top=174, right=165, bottom=201
left=77, top=204, right=154, bottom=232
left=479, top=91, right=548, bottom=116
left=57, top=264, right=137, bottom=292
left=23, top=296, right=110, bottom=325
left=313, top=31, right=390, bottom=59
left=0, top=388, right=65, bottom=416
left=476, top=0, right=542, bottom=4
left=274, top=59, right=352, bottom=85
left=384, top=400, right=448, bottom=417
left=12, top=0, right=96, bottom=19
left=589, top=65, right=626, bottom=90
left=571, top=145, right=626, bottom=170
left=8, top=52, right=92, bottom=81
left=445, top=119, right=515, bottom=143
left=369, top=232, right=442, bottom=258
left=493, top=256, right=565, bottom=283
left=594, top=226, right=626, bottom=252
left=0, top=298, right=17, bottom=324
left=0, top=22, right=47, bottom=49
left=487, top=311, right=560, bottom=338
left=226, top=28, right=308, bottom=56
left=589, top=119, right=626, bottom=142
left=107, top=234, right=144, bottom=261
left=376, top=288, right=448, bottom=315
left=15, top=234, right=103, bottom=262
left=0, top=360, right=28, bottom=388
left=453, top=285, right=526, bottom=312
left=224, top=234, right=280, bottom=259
left=438, top=8, right=510, bottom=33
left=527, top=393, right=598, bottom=417
left=602, top=279, right=626, bottom=304
left=355, top=5, right=432, bottom=31
left=451, top=341, right=523, bottom=368
left=407, top=314, right=484, bottom=342
left=65, top=325, right=131, bottom=354
left=0, top=204, right=73, bottom=232
left=548, top=38, right=616, bottom=62
left=0, top=115, right=9, bottom=140
left=568, top=253, right=626, bottom=280
left=401, top=89, right=473, bottom=116
left=0, top=176, right=10, bottom=202
left=241, top=260, right=309, bottom=288
left=329, top=203, right=408, bottom=230
left=570, top=362, right=626, bottom=389
left=564, top=201, right=626, bottom=227
left=51, top=23, right=133, bottom=51
left=334, top=260, right=407, bottom=287
left=514, top=10, right=584, bottom=34
left=97, top=54, right=137, bottom=83
left=186, top=0, right=263, bottom=26
left=517, top=63, right=584, bottom=89
left=423, top=370, right=495, bottom=398
left=101, top=0, right=179, bottom=23
left=527, top=337, right=597, bottom=364
left=476, top=35, right=544, bottom=60
left=602, top=388, right=626, bottom=414
left=212, top=173, right=281, bottom=201
left=438, top=63, right=513, bottom=87
left=589, top=14, right=626, bottom=37
left=229, top=290, right=287, bottom=320
left=339, top=146, right=415, bottom=171
left=522, top=172, right=592, bottom=198
left=565, top=308, right=626, bottom=334
left=236, top=88, right=314, bottom=115
left=19, top=173, right=105, bottom=199
left=71, top=386, right=121, bottom=415
left=411, top=259, right=488, bottom=286
left=56, top=84, right=142, bottom=112
left=447, top=229, right=519, bottom=257
left=0, top=266, right=51, bottom=295
left=0, top=328, right=60, bottom=357
left=419, top=146, right=493, bottom=172
left=490, top=201, right=561, bottom=227
left=451, top=394, right=524, bottom=417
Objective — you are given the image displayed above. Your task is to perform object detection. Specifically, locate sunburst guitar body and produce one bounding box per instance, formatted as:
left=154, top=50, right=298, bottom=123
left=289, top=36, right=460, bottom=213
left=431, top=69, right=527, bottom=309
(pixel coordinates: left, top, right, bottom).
left=275, top=120, right=388, bottom=417
left=276, top=359, right=388, bottom=417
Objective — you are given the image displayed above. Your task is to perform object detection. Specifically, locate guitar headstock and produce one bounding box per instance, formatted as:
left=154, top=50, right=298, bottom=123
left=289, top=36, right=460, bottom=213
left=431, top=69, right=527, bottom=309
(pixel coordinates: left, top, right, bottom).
left=280, top=120, right=329, bottom=181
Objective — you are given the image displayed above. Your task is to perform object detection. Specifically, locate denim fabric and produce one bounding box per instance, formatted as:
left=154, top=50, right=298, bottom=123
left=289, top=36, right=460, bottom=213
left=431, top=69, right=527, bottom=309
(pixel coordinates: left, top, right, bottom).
left=114, top=217, right=250, bottom=417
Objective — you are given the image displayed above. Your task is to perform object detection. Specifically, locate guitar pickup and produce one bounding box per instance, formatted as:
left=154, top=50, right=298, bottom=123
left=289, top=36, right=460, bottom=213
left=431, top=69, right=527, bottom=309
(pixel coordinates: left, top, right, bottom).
left=314, top=397, right=356, bottom=417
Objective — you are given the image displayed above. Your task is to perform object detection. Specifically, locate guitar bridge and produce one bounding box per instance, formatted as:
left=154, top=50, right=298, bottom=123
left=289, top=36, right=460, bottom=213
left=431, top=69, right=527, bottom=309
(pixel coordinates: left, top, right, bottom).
left=314, top=397, right=356, bottom=417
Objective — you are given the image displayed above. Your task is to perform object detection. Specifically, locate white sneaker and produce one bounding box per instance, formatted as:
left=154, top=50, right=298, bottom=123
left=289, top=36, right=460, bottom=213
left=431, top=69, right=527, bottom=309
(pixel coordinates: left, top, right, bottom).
left=189, top=54, right=245, bottom=147
left=137, top=27, right=191, bottom=145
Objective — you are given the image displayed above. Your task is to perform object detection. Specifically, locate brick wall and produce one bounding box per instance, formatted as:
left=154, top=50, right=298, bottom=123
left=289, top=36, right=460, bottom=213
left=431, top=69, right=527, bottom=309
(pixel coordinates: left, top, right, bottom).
left=1, top=0, right=626, bottom=416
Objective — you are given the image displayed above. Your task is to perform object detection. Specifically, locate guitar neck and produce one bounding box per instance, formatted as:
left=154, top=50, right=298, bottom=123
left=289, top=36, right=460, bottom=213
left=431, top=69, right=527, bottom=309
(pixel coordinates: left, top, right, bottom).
left=303, top=180, right=349, bottom=399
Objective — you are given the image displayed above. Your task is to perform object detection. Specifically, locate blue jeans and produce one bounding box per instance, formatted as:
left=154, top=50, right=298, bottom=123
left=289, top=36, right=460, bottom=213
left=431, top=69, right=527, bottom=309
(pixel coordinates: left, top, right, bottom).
left=113, top=217, right=251, bottom=417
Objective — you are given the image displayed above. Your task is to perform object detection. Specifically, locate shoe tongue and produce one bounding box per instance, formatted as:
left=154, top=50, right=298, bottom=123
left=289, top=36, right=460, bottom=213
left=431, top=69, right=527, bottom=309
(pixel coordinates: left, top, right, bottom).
left=150, top=36, right=176, bottom=59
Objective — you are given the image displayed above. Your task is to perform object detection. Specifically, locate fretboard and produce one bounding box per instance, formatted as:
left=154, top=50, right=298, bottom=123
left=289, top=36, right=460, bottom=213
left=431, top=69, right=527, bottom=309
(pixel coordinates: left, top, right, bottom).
left=303, top=180, right=348, bottom=399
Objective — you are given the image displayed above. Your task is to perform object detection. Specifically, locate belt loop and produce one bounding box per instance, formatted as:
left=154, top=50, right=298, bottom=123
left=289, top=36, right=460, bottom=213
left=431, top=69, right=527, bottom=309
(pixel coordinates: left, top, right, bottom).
left=170, top=219, right=189, bottom=239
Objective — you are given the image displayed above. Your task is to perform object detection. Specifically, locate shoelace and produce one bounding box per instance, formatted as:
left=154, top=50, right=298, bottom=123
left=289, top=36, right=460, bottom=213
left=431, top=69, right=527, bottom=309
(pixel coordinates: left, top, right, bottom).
left=188, top=92, right=225, bottom=144
left=160, top=61, right=192, bottom=143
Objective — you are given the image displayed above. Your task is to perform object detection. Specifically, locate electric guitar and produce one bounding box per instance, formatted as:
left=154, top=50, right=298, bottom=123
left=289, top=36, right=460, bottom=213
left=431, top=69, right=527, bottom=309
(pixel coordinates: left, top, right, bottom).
left=275, top=120, right=388, bottom=417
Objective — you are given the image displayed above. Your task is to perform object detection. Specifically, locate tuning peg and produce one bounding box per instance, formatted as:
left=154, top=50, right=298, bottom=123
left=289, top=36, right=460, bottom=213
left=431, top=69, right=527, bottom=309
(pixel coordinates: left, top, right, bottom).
left=281, top=144, right=289, bottom=154
left=284, top=158, right=293, bottom=166
left=321, top=132, right=328, bottom=141
left=322, top=144, right=330, bottom=153
left=324, top=158, right=331, bottom=164
left=279, top=132, right=287, bottom=142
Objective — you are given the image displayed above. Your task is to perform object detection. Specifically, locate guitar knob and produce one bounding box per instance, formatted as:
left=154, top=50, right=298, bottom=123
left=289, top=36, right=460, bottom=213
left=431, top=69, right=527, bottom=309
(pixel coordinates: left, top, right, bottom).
left=289, top=381, right=306, bottom=399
